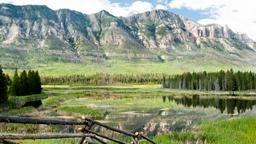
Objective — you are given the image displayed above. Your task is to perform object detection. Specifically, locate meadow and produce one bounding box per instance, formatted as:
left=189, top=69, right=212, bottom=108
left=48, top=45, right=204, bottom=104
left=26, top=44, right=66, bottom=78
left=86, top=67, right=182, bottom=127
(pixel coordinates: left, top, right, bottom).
left=4, top=58, right=256, bottom=77
left=1, top=85, right=256, bottom=143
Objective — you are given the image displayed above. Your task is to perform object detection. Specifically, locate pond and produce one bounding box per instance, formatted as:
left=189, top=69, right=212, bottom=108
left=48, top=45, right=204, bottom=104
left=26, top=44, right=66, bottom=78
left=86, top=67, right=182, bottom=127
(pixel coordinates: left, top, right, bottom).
left=90, top=95, right=256, bottom=136
left=164, top=95, right=256, bottom=114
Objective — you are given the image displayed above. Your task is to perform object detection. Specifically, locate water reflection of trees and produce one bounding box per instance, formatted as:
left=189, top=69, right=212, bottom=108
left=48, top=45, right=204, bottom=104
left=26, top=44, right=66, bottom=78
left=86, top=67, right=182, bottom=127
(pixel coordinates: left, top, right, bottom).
left=162, top=95, right=256, bottom=114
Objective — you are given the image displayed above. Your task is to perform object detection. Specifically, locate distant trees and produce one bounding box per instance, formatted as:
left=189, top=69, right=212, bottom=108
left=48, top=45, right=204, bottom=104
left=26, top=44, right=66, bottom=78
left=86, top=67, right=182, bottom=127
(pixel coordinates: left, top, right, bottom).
left=10, top=69, right=42, bottom=96
left=42, top=73, right=164, bottom=85
left=163, top=69, right=256, bottom=92
left=0, top=66, right=10, bottom=102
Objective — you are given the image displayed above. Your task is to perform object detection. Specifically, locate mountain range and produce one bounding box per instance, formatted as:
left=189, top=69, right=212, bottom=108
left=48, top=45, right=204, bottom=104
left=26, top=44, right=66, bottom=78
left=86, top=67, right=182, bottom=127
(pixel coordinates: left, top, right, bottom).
left=0, top=3, right=256, bottom=69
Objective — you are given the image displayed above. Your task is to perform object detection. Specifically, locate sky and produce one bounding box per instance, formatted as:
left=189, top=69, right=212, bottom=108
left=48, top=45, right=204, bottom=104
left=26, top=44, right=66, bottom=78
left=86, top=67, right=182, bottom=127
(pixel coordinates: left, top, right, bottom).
left=0, top=0, right=256, bottom=41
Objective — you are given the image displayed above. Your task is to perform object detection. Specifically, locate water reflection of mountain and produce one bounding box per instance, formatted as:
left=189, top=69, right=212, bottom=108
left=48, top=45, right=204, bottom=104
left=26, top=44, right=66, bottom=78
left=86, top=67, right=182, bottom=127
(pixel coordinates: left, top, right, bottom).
left=163, top=95, right=256, bottom=114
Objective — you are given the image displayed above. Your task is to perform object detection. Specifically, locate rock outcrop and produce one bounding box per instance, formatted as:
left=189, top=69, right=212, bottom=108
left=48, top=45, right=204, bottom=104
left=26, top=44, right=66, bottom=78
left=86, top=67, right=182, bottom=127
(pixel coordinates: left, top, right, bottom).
left=0, top=4, right=255, bottom=65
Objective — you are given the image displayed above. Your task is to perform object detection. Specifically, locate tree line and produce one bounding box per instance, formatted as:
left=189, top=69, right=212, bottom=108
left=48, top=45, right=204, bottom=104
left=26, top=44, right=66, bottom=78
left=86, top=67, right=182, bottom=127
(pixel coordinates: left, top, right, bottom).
left=10, top=69, right=42, bottom=96
left=42, top=73, right=164, bottom=85
left=0, top=67, right=42, bottom=103
left=162, top=69, right=256, bottom=91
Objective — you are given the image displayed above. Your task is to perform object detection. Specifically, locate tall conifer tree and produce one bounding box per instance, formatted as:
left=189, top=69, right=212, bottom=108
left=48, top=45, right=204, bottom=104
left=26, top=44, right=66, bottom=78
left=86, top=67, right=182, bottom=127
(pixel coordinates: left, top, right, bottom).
left=0, top=66, right=8, bottom=102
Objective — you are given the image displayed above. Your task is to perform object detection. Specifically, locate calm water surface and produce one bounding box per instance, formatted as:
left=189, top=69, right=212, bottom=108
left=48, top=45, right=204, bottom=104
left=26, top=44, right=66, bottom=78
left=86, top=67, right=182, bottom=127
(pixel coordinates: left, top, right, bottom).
left=96, top=95, right=256, bottom=136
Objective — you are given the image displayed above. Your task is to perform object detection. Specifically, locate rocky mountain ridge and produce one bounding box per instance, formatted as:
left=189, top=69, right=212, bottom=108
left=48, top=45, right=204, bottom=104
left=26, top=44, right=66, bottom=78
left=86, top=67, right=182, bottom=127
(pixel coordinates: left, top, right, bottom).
left=0, top=3, right=255, bottom=66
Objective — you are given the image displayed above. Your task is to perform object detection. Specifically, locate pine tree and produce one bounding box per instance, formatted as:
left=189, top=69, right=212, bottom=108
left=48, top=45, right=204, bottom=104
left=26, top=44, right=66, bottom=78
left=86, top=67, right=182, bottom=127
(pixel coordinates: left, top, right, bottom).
left=0, top=66, right=8, bottom=102
left=162, top=76, right=166, bottom=88
left=19, top=70, right=29, bottom=95
left=34, top=71, right=42, bottom=94
left=10, top=69, right=20, bottom=96
left=27, top=70, right=35, bottom=94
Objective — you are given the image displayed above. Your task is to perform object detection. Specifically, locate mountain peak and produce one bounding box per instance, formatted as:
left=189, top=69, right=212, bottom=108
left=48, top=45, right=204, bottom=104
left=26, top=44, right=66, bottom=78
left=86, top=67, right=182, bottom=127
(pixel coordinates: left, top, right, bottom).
left=149, top=9, right=171, bottom=14
left=0, top=3, right=51, bottom=11
left=0, top=3, right=57, bottom=20
left=96, top=10, right=113, bottom=17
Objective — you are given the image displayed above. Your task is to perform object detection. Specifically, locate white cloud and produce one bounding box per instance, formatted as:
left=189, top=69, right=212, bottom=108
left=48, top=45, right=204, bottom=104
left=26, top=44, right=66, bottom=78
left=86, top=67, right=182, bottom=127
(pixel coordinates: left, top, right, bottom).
left=0, top=0, right=155, bottom=16
left=169, top=0, right=223, bottom=10
left=156, top=0, right=169, bottom=10
left=169, top=0, right=256, bottom=41
left=155, top=4, right=168, bottom=10
left=126, top=1, right=154, bottom=15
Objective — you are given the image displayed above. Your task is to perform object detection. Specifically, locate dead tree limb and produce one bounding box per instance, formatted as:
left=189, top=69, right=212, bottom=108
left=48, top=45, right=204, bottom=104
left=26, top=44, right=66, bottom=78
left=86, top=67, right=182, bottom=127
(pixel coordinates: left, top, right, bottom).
left=84, top=129, right=125, bottom=144
left=83, top=118, right=135, bottom=137
left=0, top=133, right=94, bottom=140
left=0, top=116, right=82, bottom=125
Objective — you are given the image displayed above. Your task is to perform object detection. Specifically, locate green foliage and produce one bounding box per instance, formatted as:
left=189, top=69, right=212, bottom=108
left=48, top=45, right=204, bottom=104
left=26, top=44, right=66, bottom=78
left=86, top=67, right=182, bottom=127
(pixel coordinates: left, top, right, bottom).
left=34, top=71, right=42, bottom=94
left=149, top=132, right=197, bottom=144
left=163, top=69, right=256, bottom=92
left=157, top=26, right=169, bottom=36
left=1, top=85, right=256, bottom=144
left=10, top=69, right=42, bottom=96
left=150, top=117, right=256, bottom=144
left=57, top=106, right=103, bottom=117
left=0, top=107, right=34, bottom=116
left=19, top=70, right=29, bottom=95
left=45, top=35, right=66, bottom=50
left=7, top=94, right=47, bottom=108
left=16, top=139, right=77, bottom=144
left=10, top=69, right=20, bottom=96
left=0, top=66, right=9, bottom=102
left=200, top=117, right=256, bottom=144
left=145, top=23, right=156, bottom=37
left=42, top=73, right=163, bottom=85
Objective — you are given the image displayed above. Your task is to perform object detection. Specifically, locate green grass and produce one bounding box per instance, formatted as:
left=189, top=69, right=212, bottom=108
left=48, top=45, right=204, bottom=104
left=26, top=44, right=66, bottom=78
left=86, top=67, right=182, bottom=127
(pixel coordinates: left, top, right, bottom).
left=0, top=106, right=34, bottom=116
left=141, top=132, right=197, bottom=144
left=57, top=106, right=103, bottom=117
left=62, top=96, right=177, bottom=114
left=15, top=139, right=77, bottom=144
left=150, top=117, right=256, bottom=144
left=200, top=117, right=256, bottom=144
left=4, top=58, right=256, bottom=77
left=7, top=94, right=48, bottom=108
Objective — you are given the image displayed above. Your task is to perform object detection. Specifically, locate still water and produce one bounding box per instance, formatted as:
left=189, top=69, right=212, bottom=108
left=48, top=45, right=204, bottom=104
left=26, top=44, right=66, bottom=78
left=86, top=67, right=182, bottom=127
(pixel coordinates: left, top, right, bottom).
left=97, top=95, right=256, bottom=136
left=163, top=95, right=256, bottom=114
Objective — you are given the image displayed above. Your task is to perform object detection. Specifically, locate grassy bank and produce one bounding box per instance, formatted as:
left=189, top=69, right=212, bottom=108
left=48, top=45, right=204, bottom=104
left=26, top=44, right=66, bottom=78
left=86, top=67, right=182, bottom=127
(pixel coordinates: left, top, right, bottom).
left=150, top=117, right=256, bottom=144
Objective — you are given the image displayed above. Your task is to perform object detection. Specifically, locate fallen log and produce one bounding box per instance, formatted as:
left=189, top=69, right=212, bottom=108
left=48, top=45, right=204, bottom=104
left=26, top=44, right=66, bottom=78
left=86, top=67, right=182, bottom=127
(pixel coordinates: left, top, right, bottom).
left=0, top=116, right=82, bottom=125
left=0, top=133, right=94, bottom=139
left=0, top=116, right=135, bottom=137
